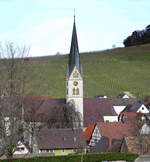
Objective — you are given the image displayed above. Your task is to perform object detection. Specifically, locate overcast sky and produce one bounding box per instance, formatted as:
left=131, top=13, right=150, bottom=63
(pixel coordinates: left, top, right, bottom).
left=0, top=0, right=149, bottom=56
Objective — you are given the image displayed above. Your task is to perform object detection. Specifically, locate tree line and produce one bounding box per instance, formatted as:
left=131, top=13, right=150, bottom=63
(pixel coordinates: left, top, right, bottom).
left=123, top=24, right=150, bottom=47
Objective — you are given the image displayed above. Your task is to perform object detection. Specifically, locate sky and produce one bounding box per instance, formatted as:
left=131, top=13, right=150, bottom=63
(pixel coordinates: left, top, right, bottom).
left=0, top=0, right=150, bottom=57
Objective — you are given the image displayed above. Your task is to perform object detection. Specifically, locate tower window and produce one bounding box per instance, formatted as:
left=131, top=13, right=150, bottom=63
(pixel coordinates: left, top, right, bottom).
left=73, top=88, right=76, bottom=95
left=76, top=88, right=79, bottom=95
left=72, top=88, right=79, bottom=95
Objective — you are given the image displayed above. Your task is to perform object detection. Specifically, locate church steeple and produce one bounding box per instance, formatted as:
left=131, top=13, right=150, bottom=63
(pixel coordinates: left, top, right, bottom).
left=66, top=17, right=83, bottom=124
left=68, top=16, right=81, bottom=77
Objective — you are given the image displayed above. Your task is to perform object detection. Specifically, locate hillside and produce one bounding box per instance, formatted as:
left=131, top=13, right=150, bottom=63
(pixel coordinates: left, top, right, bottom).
left=27, top=44, right=150, bottom=99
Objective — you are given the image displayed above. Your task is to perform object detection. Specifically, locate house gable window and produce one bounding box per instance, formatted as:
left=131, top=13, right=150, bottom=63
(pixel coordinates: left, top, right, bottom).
left=73, top=137, right=77, bottom=142
left=63, top=136, right=67, bottom=141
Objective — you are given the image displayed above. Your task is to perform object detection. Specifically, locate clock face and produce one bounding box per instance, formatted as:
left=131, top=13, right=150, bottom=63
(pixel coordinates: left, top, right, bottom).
left=73, top=81, right=78, bottom=86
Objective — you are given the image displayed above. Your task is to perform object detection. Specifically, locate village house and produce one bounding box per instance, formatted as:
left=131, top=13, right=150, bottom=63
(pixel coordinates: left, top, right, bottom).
left=14, top=16, right=150, bottom=156
left=121, top=103, right=149, bottom=114
left=88, top=122, right=134, bottom=153
left=121, top=136, right=150, bottom=155
left=37, top=128, right=86, bottom=156
left=13, top=141, right=29, bottom=155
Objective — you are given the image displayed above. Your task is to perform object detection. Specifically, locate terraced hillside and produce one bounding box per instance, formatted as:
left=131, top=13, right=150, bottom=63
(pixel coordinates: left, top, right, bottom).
left=27, top=44, right=150, bottom=99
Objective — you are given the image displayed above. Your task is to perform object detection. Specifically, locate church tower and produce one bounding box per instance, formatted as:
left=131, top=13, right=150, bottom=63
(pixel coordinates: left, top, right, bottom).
left=66, top=17, right=83, bottom=121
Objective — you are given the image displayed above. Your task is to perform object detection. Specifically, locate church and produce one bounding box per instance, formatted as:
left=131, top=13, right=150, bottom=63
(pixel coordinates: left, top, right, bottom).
left=24, top=17, right=117, bottom=127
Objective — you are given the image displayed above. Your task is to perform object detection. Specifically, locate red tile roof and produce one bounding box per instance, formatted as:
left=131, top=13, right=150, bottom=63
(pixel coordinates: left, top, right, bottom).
left=83, top=124, right=95, bottom=141
left=97, top=122, right=134, bottom=146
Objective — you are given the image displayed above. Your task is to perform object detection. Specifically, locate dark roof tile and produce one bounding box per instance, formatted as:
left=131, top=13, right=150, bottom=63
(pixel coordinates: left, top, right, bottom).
left=37, top=128, right=86, bottom=149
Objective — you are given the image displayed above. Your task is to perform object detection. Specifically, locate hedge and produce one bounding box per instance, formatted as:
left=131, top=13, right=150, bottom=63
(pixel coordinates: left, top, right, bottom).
left=0, top=153, right=138, bottom=162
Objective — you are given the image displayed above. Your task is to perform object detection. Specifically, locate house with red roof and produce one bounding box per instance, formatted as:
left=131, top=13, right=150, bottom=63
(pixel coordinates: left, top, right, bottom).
left=83, top=124, right=95, bottom=143
left=88, top=122, right=134, bottom=153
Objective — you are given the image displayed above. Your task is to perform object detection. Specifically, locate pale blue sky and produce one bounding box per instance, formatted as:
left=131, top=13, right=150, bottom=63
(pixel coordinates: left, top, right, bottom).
left=0, top=0, right=149, bottom=56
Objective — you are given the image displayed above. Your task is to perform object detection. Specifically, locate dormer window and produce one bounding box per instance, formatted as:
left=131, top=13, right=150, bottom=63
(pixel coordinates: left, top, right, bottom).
left=63, top=137, right=67, bottom=141
left=73, top=137, right=77, bottom=142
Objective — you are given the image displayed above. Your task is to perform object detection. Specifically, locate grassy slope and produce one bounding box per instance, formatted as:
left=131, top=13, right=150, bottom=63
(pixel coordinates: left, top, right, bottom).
left=27, top=44, right=150, bottom=99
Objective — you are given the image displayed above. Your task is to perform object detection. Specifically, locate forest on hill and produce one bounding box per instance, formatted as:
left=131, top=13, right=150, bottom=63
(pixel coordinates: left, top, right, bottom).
left=124, top=24, right=150, bottom=47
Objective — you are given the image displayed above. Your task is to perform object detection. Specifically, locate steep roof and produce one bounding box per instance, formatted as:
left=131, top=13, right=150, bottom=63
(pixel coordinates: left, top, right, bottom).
left=83, top=124, right=95, bottom=142
left=68, top=17, right=81, bottom=77
left=24, top=97, right=66, bottom=122
left=24, top=97, right=117, bottom=127
left=37, top=128, right=86, bottom=149
left=112, top=98, right=138, bottom=106
left=122, top=103, right=149, bottom=113
left=96, top=122, right=134, bottom=145
left=84, top=98, right=117, bottom=127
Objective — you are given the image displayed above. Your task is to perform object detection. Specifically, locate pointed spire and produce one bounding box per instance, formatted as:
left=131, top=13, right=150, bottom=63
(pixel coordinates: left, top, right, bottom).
left=68, top=16, right=81, bottom=76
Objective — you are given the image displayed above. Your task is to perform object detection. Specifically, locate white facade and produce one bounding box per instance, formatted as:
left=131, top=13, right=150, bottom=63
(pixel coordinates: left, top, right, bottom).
left=137, top=104, right=149, bottom=113
left=66, top=66, right=83, bottom=119
left=122, top=94, right=130, bottom=99
left=89, top=126, right=101, bottom=146
left=14, top=141, right=29, bottom=155
left=113, top=106, right=126, bottom=115
left=103, top=116, right=118, bottom=122
left=140, top=123, right=150, bottom=135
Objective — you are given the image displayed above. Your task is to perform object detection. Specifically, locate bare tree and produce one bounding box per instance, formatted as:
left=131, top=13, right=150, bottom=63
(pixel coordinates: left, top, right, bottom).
left=46, top=103, right=82, bottom=129
left=0, top=43, right=84, bottom=160
left=0, top=42, right=30, bottom=160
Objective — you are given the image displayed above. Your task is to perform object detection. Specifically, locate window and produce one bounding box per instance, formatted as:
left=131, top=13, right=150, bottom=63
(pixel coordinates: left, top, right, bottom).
left=16, top=147, right=24, bottom=151
left=21, top=147, right=24, bottom=151
left=73, top=149, right=78, bottom=153
left=73, top=88, right=76, bottom=95
left=63, top=136, right=67, bottom=141
left=49, top=150, right=53, bottom=153
left=72, top=88, right=79, bottom=95
left=73, top=137, right=77, bottom=142
left=76, top=88, right=79, bottom=95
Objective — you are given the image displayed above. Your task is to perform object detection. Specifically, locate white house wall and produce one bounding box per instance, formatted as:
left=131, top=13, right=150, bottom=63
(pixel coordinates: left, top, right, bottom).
left=103, top=116, right=118, bottom=122
left=113, top=106, right=126, bottom=115
left=89, top=126, right=101, bottom=146
left=137, top=105, right=149, bottom=113
left=66, top=66, right=83, bottom=120
left=14, top=141, right=29, bottom=155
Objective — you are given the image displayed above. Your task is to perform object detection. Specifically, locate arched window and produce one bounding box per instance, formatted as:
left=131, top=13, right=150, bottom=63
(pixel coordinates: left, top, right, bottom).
left=73, top=88, right=76, bottom=95
left=76, top=87, right=79, bottom=95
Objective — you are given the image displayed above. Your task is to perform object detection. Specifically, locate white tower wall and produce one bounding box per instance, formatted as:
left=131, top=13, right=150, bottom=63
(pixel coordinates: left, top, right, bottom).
left=66, top=67, right=83, bottom=120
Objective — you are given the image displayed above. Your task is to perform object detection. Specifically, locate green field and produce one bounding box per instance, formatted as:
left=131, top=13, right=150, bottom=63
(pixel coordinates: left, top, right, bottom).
left=26, top=44, right=150, bottom=99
